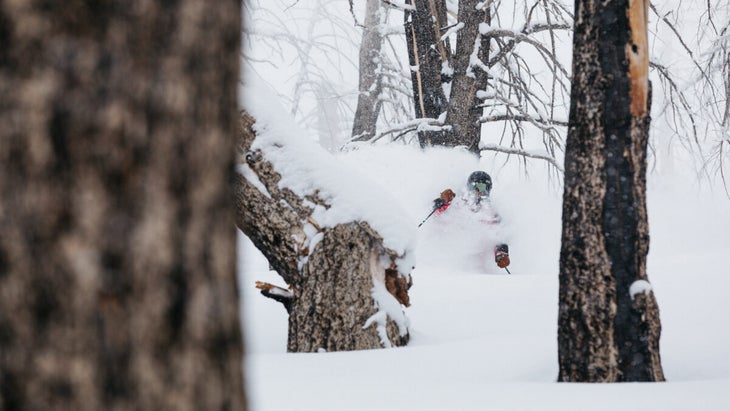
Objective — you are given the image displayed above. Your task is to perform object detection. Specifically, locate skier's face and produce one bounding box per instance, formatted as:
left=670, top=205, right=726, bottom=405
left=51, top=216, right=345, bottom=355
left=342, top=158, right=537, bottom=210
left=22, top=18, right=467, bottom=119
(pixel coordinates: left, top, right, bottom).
left=473, top=182, right=489, bottom=195
left=469, top=181, right=490, bottom=200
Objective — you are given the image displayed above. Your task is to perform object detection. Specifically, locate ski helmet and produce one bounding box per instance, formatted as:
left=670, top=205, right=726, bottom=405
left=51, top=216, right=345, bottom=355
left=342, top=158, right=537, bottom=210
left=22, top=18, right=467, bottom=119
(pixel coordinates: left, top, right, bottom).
left=467, top=171, right=492, bottom=196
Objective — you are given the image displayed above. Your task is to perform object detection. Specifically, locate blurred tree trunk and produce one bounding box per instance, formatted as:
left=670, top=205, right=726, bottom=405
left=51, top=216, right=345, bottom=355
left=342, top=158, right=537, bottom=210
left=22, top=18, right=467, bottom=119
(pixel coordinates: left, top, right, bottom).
left=351, top=0, right=385, bottom=142
left=558, top=0, right=664, bottom=382
left=0, top=1, right=245, bottom=410
left=235, top=112, right=411, bottom=352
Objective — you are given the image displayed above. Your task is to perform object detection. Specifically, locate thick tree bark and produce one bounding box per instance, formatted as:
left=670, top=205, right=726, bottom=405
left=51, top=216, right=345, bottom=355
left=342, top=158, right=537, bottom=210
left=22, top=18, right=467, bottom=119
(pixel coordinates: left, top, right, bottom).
left=444, top=0, right=491, bottom=153
left=0, top=1, right=245, bottom=410
left=558, top=0, right=664, bottom=382
left=405, top=0, right=494, bottom=151
left=352, top=0, right=385, bottom=142
left=235, top=112, right=411, bottom=352
left=288, top=224, right=408, bottom=351
left=405, top=0, right=451, bottom=147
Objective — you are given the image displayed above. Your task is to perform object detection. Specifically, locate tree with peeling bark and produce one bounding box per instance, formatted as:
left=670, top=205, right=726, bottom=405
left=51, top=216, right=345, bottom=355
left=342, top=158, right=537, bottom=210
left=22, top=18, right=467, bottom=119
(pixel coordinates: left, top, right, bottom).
left=558, top=0, right=664, bottom=382
left=234, top=102, right=413, bottom=352
left=0, top=1, right=245, bottom=409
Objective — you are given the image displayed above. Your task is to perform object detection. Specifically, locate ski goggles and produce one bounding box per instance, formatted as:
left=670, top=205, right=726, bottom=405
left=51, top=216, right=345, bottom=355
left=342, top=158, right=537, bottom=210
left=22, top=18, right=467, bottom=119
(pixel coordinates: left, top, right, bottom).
left=473, top=182, right=490, bottom=193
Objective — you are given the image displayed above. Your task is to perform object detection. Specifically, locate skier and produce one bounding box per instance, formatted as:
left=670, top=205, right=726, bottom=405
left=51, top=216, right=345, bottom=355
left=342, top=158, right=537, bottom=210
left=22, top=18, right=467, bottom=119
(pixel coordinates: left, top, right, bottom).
left=431, top=171, right=511, bottom=270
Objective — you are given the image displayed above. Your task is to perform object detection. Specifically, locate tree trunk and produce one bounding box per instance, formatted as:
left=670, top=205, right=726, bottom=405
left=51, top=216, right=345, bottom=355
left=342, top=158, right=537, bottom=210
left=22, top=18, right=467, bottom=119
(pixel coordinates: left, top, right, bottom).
left=235, top=112, right=411, bottom=352
left=444, top=0, right=491, bottom=152
left=405, top=0, right=451, bottom=147
left=288, top=224, right=407, bottom=351
left=558, top=0, right=664, bottom=382
left=0, top=2, right=246, bottom=410
left=351, top=0, right=385, bottom=142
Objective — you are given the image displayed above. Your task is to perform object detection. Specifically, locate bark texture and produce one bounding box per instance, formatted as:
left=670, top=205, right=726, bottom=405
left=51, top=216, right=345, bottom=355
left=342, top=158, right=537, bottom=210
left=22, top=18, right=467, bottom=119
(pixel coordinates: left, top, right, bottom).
left=235, top=112, right=411, bottom=352
left=0, top=1, right=245, bottom=410
left=404, top=0, right=492, bottom=152
left=558, top=0, right=664, bottom=382
left=444, top=0, right=491, bottom=153
left=352, top=0, right=385, bottom=142
left=405, top=0, right=450, bottom=147
left=289, top=224, right=407, bottom=352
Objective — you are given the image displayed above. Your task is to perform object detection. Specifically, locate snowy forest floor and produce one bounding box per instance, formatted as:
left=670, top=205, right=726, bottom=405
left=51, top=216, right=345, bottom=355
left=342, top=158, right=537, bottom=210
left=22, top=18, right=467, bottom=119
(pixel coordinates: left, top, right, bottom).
left=238, top=145, right=730, bottom=411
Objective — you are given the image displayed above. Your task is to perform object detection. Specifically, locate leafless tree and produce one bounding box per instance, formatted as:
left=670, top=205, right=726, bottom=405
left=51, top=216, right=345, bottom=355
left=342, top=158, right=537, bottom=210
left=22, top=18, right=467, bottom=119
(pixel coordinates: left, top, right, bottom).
left=244, top=0, right=414, bottom=152
left=645, top=2, right=730, bottom=191
left=362, top=0, right=572, bottom=171
left=247, top=1, right=729, bottom=180
left=694, top=4, right=730, bottom=193
left=351, top=0, right=416, bottom=141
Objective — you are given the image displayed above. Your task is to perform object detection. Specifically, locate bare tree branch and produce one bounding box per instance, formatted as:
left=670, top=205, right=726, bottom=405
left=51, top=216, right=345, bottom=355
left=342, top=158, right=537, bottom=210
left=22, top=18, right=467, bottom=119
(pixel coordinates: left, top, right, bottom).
left=480, top=143, right=564, bottom=172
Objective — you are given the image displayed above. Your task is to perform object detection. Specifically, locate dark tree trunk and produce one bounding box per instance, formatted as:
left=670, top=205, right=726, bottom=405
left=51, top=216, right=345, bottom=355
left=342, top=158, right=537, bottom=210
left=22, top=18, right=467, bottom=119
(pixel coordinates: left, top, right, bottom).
left=235, top=112, right=411, bottom=352
left=0, top=1, right=245, bottom=410
left=352, top=0, right=385, bottom=142
left=558, top=0, right=664, bottom=382
left=444, top=0, right=491, bottom=153
left=405, top=0, right=451, bottom=147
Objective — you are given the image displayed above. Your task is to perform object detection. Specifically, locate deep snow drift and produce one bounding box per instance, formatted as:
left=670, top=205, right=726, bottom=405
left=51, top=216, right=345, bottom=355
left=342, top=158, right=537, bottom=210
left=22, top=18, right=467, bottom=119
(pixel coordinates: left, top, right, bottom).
left=238, top=144, right=730, bottom=411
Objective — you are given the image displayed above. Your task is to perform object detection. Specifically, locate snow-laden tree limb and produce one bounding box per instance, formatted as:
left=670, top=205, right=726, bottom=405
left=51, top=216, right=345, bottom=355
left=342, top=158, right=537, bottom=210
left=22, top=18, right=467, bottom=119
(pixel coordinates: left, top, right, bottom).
left=351, top=117, right=449, bottom=144
left=480, top=143, right=564, bottom=172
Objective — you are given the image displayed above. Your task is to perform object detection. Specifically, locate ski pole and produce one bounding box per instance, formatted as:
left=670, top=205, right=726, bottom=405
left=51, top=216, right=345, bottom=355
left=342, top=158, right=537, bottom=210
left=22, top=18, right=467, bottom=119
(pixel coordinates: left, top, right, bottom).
left=417, top=207, right=438, bottom=228
left=504, top=267, right=511, bottom=275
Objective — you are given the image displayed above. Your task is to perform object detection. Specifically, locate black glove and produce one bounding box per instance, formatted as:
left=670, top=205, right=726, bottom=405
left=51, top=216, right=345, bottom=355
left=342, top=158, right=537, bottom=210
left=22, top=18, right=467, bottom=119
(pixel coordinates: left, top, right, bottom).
left=433, top=198, right=446, bottom=210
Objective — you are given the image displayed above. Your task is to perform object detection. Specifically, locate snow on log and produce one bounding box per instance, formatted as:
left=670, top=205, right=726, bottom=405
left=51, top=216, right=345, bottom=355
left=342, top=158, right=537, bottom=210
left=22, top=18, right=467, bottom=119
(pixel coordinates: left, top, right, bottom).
left=234, top=79, right=415, bottom=351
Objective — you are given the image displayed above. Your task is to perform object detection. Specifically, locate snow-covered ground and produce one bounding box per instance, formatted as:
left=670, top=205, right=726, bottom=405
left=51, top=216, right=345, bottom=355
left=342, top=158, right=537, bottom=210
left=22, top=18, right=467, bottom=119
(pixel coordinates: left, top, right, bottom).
left=238, top=144, right=730, bottom=411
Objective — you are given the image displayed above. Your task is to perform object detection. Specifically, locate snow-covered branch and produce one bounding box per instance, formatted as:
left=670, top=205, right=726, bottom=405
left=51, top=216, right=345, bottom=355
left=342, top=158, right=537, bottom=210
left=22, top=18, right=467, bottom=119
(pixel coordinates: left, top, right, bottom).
left=479, top=114, right=567, bottom=128
left=354, top=117, right=450, bottom=144
left=480, top=143, right=564, bottom=172
left=381, top=0, right=415, bottom=11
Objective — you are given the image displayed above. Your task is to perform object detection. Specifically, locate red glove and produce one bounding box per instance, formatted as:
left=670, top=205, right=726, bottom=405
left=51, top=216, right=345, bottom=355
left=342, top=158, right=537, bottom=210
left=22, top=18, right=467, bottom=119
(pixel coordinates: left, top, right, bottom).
left=495, top=251, right=510, bottom=268
left=440, top=189, right=456, bottom=202
left=495, top=244, right=510, bottom=268
left=433, top=189, right=456, bottom=213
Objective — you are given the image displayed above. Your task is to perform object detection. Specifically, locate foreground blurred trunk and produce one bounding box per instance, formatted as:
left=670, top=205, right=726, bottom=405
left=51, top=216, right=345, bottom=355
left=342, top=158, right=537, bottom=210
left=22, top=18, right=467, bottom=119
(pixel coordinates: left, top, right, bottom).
left=235, top=112, right=411, bottom=352
left=0, top=2, right=245, bottom=409
left=558, top=0, right=664, bottom=382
